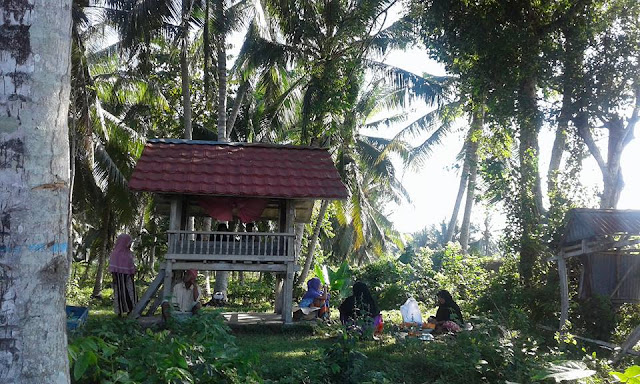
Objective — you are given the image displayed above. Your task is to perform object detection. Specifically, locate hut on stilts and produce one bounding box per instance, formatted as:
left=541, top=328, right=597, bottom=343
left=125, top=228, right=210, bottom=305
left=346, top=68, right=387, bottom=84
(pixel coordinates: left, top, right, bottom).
left=553, top=208, right=640, bottom=361
left=126, top=139, right=347, bottom=324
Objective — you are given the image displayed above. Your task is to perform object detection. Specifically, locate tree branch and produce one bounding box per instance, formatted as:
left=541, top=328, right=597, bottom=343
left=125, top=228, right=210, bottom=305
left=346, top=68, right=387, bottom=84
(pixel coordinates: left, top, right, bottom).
left=622, top=85, right=640, bottom=147
left=577, top=122, right=608, bottom=176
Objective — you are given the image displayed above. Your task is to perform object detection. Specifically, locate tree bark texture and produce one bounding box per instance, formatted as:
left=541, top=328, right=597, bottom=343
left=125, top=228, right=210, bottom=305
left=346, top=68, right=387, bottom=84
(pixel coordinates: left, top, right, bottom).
left=92, top=210, right=110, bottom=297
left=547, top=102, right=568, bottom=197
left=459, top=106, right=483, bottom=253
left=216, top=0, right=227, bottom=142
left=203, top=0, right=212, bottom=103
left=181, top=0, right=193, bottom=140
left=548, top=24, right=584, bottom=200
left=445, top=141, right=469, bottom=244
left=517, top=76, right=543, bottom=286
left=296, top=200, right=328, bottom=286
left=0, top=1, right=73, bottom=382
left=214, top=270, right=229, bottom=299
left=226, top=80, right=250, bottom=138
left=577, top=102, right=637, bottom=209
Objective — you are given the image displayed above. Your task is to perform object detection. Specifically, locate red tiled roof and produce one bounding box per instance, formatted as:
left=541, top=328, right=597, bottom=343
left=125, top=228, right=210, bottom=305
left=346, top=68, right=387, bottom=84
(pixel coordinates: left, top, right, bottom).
left=128, top=139, right=348, bottom=199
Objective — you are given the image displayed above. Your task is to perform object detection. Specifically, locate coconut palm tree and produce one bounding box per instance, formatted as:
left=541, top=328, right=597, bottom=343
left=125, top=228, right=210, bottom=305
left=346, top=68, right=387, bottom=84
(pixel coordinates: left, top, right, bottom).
left=70, top=2, right=157, bottom=295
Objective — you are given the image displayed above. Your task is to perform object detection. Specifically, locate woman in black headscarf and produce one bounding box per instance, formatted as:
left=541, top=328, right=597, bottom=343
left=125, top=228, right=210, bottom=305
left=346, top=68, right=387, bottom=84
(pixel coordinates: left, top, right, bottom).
left=339, top=282, right=383, bottom=334
left=430, top=289, right=464, bottom=333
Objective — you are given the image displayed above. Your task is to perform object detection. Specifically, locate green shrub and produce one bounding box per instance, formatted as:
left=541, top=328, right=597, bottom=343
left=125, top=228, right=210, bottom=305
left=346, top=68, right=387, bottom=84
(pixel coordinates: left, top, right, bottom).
left=227, top=275, right=274, bottom=307
left=572, top=295, right=617, bottom=341
left=68, top=312, right=260, bottom=383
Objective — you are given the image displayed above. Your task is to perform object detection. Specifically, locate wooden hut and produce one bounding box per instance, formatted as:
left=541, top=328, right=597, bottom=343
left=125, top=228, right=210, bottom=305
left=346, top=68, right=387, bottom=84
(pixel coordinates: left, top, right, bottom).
left=554, top=208, right=640, bottom=360
left=127, top=139, right=348, bottom=323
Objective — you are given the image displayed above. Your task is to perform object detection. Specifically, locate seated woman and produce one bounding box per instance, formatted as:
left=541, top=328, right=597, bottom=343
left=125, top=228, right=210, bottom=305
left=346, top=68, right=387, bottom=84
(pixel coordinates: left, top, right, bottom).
left=339, top=282, right=383, bottom=336
left=294, top=278, right=330, bottom=320
left=428, top=289, right=464, bottom=334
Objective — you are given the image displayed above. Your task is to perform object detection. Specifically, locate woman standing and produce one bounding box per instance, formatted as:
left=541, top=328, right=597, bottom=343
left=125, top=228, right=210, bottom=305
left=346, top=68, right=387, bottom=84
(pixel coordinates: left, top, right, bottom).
left=108, top=234, right=138, bottom=316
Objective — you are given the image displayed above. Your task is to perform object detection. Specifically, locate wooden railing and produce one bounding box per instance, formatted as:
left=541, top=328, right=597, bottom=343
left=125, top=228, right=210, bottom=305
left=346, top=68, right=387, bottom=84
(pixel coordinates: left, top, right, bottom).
left=166, top=230, right=295, bottom=262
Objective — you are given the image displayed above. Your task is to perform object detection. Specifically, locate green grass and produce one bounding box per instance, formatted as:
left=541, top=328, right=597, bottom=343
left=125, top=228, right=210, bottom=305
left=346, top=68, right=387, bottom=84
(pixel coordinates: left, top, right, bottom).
left=232, top=313, right=437, bottom=384
left=235, top=331, right=335, bottom=382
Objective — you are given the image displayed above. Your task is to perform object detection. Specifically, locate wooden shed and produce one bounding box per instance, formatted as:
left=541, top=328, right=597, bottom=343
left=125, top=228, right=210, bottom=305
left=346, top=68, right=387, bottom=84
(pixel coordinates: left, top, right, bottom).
left=554, top=208, right=640, bottom=360
left=126, top=139, right=348, bottom=323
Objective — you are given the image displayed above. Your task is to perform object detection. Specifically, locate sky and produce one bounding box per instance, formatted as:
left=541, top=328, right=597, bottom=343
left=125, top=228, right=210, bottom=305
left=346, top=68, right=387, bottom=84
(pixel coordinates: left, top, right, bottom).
left=375, top=48, right=640, bottom=235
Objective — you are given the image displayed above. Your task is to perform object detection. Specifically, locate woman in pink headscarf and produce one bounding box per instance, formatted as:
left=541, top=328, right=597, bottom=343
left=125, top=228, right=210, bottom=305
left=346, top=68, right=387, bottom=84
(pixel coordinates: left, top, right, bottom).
left=109, top=234, right=138, bottom=316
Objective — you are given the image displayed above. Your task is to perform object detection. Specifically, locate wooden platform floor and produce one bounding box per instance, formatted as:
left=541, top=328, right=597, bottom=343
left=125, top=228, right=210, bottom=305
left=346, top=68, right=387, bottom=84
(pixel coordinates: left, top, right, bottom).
left=222, top=312, right=283, bottom=325
left=135, top=312, right=287, bottom=327
left=135, top=312, right=318, bottom=333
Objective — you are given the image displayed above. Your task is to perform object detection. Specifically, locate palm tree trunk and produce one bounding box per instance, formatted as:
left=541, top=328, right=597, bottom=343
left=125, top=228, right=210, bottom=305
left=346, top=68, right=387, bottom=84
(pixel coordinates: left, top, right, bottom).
left=92, top=210, right=111, bottom=297
left=445, top=142, right=470, bottom=243
left=203, top=0, right=212, bottom=101
left=296, top=200, right=329, bottom=286
left=68, top=101, right=77, bottom=275
left=459, top=106, right=483, bottom=253
left=216, top=0, right=227, bottom=142
left=214, top=271, right=229, bottom=300
left=227, top=80, right=250, bottom=137
left=0, top=2, right=72, bottom=380
left=181, top=0, right=193, bottom=139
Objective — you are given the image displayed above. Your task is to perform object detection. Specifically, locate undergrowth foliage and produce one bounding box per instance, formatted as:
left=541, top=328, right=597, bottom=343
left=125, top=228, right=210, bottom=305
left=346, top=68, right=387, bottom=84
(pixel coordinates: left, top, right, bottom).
left=68, top=313, right=260, bottom=383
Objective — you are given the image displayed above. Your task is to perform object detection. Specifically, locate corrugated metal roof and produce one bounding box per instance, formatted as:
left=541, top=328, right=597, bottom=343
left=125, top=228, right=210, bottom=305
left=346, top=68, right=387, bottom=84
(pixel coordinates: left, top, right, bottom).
left=128, top=139, right=348, bottom=200
left=562, top=209, right=640, bottom=245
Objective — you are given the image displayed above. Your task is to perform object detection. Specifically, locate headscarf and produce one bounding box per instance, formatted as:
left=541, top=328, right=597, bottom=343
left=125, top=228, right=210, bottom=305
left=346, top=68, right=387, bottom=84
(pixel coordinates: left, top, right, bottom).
left=436, top=289, right=464, bottom=324
left=108, top=234, right=136, bottom=275
left=339, top=281, right=380, bottom=324
left=353, top=282, right=380, bottom=316
left=302, top=278, right=323, bottom=301
left=186, top=269, right=198, bottom=282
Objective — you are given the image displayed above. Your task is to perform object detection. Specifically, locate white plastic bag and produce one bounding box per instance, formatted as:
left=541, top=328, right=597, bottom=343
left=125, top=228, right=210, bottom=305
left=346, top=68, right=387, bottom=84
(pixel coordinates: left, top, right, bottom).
left=400, top=297, right=423, bottom=325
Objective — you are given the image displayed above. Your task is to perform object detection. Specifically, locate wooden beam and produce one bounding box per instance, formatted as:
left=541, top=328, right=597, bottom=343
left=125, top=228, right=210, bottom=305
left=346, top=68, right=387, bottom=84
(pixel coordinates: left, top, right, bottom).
left=558, top=252, right=569, bottom=333
left=537, top=325, right=640, bottom=357
left=171, top=261, right=288, bottom=272
left=146, top=293, right=164, bottom=317
left=129, top=267, right=165, bottom=318
left=559, top=238, right=640, bottom=260
left=283, top=262, right=294, bottom=324
left=286, top=200, right=296, bottom=261
left=163, top=260, right=174, bottom=301
left=613, top=324, right=640, bottom=363
left=165, top=253, right=295, bottom=263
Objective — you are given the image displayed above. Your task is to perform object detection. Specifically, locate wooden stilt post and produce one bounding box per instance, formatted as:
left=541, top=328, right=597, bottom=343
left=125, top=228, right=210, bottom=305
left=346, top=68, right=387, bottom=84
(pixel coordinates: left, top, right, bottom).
left=282, top=200, right=296, bottom=324
left=274, top=275, right=283, bottom=314
left=558, top=251, right=569, bottom=333
left=164, top=260, right=173, bottom=301
left=284, top=262, right=294, bottom=324
left=164, top=196, right=182, bottom=301
left=613, top=324, right=640, bottom=364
